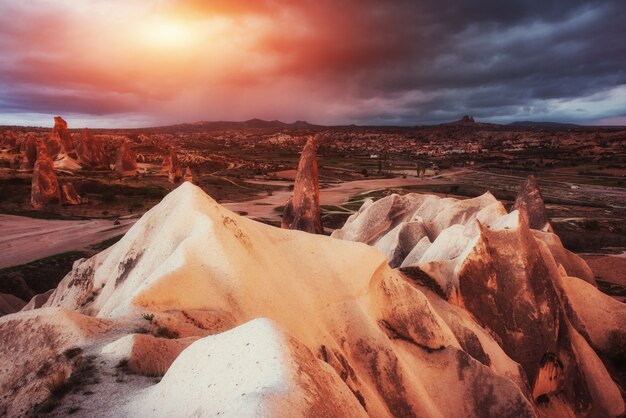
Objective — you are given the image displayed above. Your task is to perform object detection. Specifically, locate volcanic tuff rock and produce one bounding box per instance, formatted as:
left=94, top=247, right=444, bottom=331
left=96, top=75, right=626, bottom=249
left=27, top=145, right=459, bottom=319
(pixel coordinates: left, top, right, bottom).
left=115, top=141, right=137, bottom=177
left=18, top=133, right=37, bottom=170
left=281, top=135, right=323, bottom=234
left=162, top=147, right=182, bottom=183
left=30, top=142, right=60, bottom=209
left=60, top=182, right=82, bottom=205
left=0, top=293, right=25, bottom=317
left=53, top=116, right=74, bottom=152
left=76, top=128, right=107, bottom=168
left=2, top=183, right=623, bottom=417
left=183, top=166, right=194, bottom=183
left=3, top=183, right=537, bottom=417
left=513, top=175, right=553, bottom=232
left=333, top=191, right=625, bottom=417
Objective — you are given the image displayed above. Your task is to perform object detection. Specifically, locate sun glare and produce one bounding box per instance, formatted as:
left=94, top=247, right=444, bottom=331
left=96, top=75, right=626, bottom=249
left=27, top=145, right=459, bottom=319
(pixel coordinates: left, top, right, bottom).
left=142, top=19, right=193, bottom=47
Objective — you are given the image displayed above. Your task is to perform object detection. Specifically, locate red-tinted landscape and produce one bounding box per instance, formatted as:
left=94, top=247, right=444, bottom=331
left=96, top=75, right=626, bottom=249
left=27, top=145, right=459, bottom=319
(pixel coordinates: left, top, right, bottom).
left=1, top=1, right=625, bottom=417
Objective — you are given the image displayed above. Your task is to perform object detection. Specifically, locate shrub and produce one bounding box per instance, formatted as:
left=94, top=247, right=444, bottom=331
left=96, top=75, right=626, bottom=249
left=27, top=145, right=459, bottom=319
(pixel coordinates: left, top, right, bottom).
left=45, top=371, right=69, bottom=398
left=156, top=326, right=179, bottom=339
left=63, top=347, right=83, bottom=360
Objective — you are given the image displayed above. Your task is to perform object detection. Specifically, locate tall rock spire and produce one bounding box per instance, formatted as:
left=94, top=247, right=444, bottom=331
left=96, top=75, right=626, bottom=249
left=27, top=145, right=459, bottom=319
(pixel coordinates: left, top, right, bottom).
left=513, top=175, right=553, bottom=232
left=281, top=135, right=324, bottom=234
left=31, top=141, right=60, bottom=209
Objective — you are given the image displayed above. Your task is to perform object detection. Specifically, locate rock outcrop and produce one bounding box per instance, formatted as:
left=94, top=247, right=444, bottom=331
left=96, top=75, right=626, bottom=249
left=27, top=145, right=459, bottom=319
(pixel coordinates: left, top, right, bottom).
left=0, top=293, right=25, bottom=317
left=114, top=141, right=137, bottom=177
left=60, top=182, right=82, bottom=205
left=18, top=133, right=38, bottom=170
left=183, top=166, right=194, bottom=183
left=31, top=142, right=60, bottom=209
left=281, top=135, right=323, bottom=234
left=513, top=175, right=552, bottom=232
left=52, top=116, right=74, bottom=152
left=162, top=147, right=182, bottom=183
left=1, top=184, right=623, bottom=417
left=334, top=191, right=625, bottom=417
left=76, top=128, right=107, bottom=168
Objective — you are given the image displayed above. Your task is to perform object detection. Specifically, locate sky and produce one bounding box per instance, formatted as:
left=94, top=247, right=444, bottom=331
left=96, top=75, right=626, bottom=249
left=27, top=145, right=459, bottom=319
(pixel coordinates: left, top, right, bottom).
left=0, top=0, right=625, bottom=128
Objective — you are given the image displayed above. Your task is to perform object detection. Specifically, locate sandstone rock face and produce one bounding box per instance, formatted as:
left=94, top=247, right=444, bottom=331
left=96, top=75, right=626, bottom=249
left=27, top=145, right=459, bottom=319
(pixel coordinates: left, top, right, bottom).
left=31, top=143, right=60, bottom=209
left=0, top=130, right=18, bottom=150
left=44, top=131, right=65, bottom=160
left=183, top=166, right=194, bottom=183
left=21, top=289, right=54, bottom=311
left=18, top=133, right=38, bottom=170
left=513, top=175, right=552, bottom=232
left=39, top=184, right=536, bottom=417
left=1, top=184, right=623, bottom=417
left=76, top=128, right=107, bottom=168
left=162, top=147, right=182, bottom=183
left=281, top=135, right=323, bottom=234
left=0, top=293, right=25, bottom=317
left=52, top=116, right=74, bottom=152
left=115, top=141, right=137, bottom=177
left=334, top=192, right=624, bottom=417
left=61, top=182, right=81, bottom=205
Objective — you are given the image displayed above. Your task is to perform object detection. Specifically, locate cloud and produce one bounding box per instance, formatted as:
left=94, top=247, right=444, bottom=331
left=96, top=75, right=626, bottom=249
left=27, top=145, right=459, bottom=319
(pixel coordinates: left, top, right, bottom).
left=0, top=0, right=625, bottom=126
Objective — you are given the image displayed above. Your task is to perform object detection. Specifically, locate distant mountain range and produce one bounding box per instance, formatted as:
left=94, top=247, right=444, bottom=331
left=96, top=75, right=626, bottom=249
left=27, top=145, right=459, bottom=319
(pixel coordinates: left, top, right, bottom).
left=149, top=119, right=320, bottom=132
left=508, top=120, right=580, bottom=128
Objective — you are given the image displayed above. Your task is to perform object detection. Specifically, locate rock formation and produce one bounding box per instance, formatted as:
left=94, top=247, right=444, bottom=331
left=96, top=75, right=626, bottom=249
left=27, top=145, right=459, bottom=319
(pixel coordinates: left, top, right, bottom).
left=18, top=133, right=38, bottom=170
left=455, top=115, right=475, bottom=124
left=114, top=141, right=137, bottom=177
left=513, top=175, right=553, bottom=232
left=30, top=142, right=60, bottom=209
left=76, top=128, right=107, bottom=168
left=0, top=184, right=623, bottom=417
left=162, top=147, right=182, bottom=183
left=52, top=116, right=74, bottom=152
left=333, top=191, right=625, bottom=417
left=60, top=182, right=82, bottom=205
left=281, top=135, right=323, bottom=234
left=0, top=293, right=25, bottom=317
left=183, top=166, right=194, bottom=183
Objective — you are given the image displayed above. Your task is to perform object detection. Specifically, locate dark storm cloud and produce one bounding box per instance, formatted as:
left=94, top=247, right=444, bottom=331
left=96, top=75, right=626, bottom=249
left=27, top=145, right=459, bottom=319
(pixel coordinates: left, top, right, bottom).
left=264, top=0, right=626, bottom=123
left=0, top=0, right=625, bottom=125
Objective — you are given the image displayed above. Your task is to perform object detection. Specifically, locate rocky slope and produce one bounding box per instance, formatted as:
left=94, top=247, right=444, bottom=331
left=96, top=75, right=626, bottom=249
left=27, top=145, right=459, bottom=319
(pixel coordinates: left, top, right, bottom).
left=0, top=182, right=623, bottom=417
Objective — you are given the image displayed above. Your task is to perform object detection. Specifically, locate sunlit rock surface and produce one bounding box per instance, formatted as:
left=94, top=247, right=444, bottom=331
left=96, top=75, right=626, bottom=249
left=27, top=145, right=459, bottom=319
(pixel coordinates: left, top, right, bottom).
left=0, top=183, right=623, bottom=417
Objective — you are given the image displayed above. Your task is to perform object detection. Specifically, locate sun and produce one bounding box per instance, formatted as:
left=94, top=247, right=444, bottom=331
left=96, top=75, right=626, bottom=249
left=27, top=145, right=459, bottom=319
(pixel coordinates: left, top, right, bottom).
left=141, top=19, right=193, bottom=48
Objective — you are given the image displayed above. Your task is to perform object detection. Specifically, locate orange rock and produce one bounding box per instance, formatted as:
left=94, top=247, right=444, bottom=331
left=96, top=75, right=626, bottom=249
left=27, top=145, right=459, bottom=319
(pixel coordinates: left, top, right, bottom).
left=115, top=141, right=137, bottom=177
left=184, top=166, right=194, bottom=183
left=53, top=116, right=74, bottom=152
left=31, top=142, right=60, bottom=209
left=162, top=147, right=182, bottom=183
left=44, top=131, right=65, bottom=160
left=281, top=135, right=323, bottom=234
left=76, top=128, right=107, bottom=168
left=513, top=175, right=552, bottom=232
left=61, top=182, right=82, bottom=205
left=19, top=133, right=38, bottom=170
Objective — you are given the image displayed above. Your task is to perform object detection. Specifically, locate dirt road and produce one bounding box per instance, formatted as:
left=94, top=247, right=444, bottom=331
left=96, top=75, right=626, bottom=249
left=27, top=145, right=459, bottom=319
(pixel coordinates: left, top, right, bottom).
left=0, top=215, right=135, bottom=268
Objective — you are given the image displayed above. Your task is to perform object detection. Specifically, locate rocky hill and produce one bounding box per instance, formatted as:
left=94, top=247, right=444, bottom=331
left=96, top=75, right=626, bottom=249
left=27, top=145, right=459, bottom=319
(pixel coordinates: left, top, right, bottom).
left=0, top=182, right=623, bottom=417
